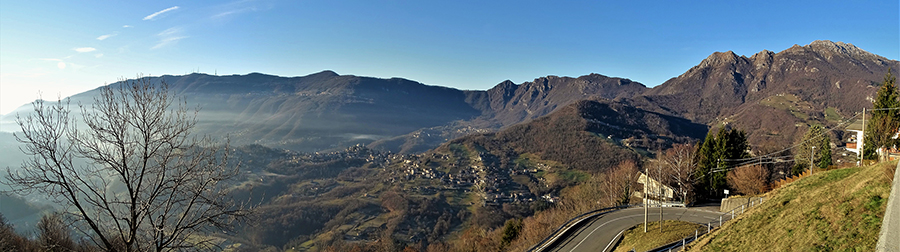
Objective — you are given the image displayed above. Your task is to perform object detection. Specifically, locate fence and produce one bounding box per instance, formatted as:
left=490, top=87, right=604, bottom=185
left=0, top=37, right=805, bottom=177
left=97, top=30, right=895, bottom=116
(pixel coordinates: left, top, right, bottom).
left=647, top=197, right=766, bottom=252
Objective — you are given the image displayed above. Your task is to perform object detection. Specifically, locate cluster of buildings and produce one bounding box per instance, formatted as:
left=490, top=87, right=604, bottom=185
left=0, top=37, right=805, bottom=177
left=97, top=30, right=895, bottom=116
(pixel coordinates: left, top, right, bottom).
left=386, top=151, right=542, bottom=206
left=272, top=144, right=556, bottom=207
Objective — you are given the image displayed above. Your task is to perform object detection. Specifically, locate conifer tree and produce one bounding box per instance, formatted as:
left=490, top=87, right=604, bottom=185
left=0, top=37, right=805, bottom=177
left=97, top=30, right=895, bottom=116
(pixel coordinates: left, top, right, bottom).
left=695, top=131, right=717, bottom=196
left=695, top=127, right=749, bottom=198
left=818, top=131, right=832, bottom=169
left=793, top=124, right=831, bottom=175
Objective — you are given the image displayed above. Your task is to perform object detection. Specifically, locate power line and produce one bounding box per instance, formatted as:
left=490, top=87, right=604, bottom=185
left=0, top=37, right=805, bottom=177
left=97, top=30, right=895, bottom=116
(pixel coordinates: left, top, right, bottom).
left=716, top=106, right=900, bottom=173
left=713, top=110, right=870, bottom=173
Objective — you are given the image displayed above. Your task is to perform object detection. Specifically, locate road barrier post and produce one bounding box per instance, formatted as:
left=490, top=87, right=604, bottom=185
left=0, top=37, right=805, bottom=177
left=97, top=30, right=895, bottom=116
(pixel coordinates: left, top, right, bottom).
left=742, top=205, right=745, bottom=214
left=719, top=216, right=722, bottom=226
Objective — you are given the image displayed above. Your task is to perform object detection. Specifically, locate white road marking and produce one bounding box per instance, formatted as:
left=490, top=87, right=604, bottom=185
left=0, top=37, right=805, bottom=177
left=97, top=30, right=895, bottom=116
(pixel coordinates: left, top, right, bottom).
left=565, top=208, right=719, bottom=252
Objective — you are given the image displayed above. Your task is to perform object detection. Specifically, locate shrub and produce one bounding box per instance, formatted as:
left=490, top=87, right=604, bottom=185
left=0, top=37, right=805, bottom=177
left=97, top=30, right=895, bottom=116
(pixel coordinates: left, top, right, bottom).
left=726, top=165, right=769, bottom=195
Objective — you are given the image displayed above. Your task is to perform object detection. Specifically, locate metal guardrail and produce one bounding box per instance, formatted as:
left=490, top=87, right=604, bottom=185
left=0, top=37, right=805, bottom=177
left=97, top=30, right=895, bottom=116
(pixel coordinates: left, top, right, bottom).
left=526, top=204, right=639, bottom=252
left=528, top=197, right=765, bottom=252
left=646, top=197, right=766, bottom=252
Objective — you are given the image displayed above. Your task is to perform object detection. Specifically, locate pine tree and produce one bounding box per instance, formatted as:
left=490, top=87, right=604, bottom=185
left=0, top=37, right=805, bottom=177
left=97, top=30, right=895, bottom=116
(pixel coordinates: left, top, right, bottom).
left=695, top=131, right=717, bottom=196
left=711, top=128, right=729, bottom=194
left=793, top=124, right=831, bottom=175
left=818, top=130, right=832, bottom=169
left=694, top=127, right=749, bottom=198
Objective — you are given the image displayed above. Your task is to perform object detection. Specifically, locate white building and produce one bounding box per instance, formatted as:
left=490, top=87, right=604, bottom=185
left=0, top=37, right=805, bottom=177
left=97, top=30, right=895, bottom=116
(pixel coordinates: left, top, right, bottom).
left=845, top=119, right=865, bottom=154
left=844, top=118, right=900, bottom=162
left=635, top=172, right=674, bottom=205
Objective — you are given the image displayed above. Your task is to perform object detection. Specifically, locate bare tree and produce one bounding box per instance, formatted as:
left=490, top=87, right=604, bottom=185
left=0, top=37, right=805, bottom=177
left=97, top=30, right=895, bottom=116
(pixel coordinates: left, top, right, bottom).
left=726, top=165, right=769, bottom=195
left=0, top=213, right=35, bottom=251
left=4, top=77, right=250, bottom=251
left=601, top=160, right=640, bottom=207
left=661, top=143, right=698, bottom=205
left=37, top=213, right=78, bottom=252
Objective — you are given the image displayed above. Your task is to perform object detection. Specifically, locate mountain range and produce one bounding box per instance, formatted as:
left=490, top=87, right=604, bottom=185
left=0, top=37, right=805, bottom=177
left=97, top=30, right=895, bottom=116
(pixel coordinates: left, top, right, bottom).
left=3, top=40, right=897, bottom=155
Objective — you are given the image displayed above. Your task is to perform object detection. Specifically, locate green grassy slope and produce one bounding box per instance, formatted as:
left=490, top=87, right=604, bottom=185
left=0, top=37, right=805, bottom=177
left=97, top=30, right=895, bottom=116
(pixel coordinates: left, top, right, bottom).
left=688, top=161, right=895, bottom=252
left=613, top=220, right=704, bottom=252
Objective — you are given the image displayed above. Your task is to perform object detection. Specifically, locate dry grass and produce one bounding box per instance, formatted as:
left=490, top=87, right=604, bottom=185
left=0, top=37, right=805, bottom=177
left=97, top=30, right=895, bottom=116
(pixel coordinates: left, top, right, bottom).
left=686, top=161, right=895, bottom=252
left=883, top=162, right=897, bottom=183
left=612, top=220, right=704, bottom=252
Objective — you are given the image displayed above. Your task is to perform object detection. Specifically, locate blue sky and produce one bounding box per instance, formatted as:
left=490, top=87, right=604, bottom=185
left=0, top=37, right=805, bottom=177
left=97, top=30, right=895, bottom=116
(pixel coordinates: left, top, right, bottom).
left=1, top=0, right=898, bottom=115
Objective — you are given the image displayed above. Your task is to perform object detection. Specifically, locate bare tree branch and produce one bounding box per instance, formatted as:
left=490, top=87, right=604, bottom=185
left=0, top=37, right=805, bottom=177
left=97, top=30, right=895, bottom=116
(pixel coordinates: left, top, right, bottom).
left=4, top=76, right=251, bottom=251
left=661, top=143, right=699, bottom=204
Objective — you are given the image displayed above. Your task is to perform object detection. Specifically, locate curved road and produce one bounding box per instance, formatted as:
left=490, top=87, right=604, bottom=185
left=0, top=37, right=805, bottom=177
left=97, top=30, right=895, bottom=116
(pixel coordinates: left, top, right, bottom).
left=547, top=207, right=723, bottom=252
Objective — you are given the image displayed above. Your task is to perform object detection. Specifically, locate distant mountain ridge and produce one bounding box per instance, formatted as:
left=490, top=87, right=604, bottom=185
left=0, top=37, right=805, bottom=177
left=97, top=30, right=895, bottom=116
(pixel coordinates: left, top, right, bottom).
left=3, top=40, right=897, bottom=153
left=441, top=99, right=707, bottom=173
left=466, top=73, right=647, bottom=127
left=2, top=70, right=640, bottom=152
left=369, top=73, right=648, bottom=152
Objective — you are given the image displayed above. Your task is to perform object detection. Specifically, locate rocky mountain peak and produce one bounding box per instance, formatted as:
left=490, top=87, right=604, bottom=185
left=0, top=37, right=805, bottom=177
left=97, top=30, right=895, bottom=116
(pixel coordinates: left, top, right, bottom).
left=749, top=49, right=775, bottom=69
left=486, top=80, right=519, bottom=98
left=788, top=40, right=885, bottom=61
left=699, top=51, right=741, bottom=68
left=750, top=49, right=774, bottom=60
left=496, top=80, right=517, bottom=88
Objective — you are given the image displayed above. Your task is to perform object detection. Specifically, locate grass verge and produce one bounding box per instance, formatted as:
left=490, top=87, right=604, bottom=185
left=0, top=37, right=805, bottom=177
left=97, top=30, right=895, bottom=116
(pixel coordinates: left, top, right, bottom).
left=613, top=220, right=704, bottom=252
left=687, top=161, right=894, bottom=252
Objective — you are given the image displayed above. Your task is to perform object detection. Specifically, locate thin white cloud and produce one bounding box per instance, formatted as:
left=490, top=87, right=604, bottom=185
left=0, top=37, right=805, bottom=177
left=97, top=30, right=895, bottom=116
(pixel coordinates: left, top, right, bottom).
left=95, top=53, right=104, bottom=58
left=211, top=0, right=273, bottom=19
left=39, top=58, right=63, bottom=62
left=152, top=36, right=186, bottom=49
left=212, top=10, right=242, bottom=19
left=143, top=6, right=179, bottom=21
left=123, top=25, right=133, bottom=28
left=152, top=27, right=187, bottom=49
left=74, top=47, right=96, bottom=53
left=158, top=27, right=182, bottom=37
left=97, top=33, right=116, bottom=40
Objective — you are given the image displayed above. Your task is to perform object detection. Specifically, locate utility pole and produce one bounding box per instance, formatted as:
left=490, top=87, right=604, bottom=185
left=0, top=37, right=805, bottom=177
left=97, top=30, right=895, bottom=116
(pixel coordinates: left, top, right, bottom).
left=716, top=159, right=721, bottom=198
left=658, top=160, right=662, bottom=232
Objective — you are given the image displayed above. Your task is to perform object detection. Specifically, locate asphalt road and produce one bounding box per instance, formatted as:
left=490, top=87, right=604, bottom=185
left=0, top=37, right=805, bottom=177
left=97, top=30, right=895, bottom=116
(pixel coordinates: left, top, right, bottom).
left=876, top=161, right=900, bottom=252
left=548, top=207, right=723, bottom=252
